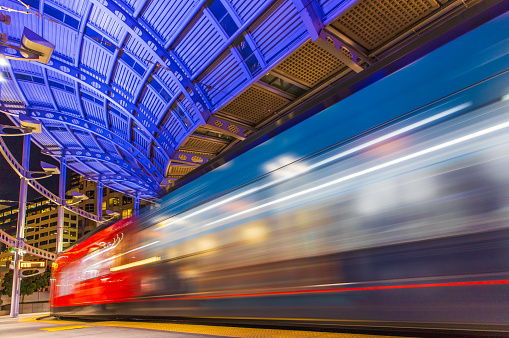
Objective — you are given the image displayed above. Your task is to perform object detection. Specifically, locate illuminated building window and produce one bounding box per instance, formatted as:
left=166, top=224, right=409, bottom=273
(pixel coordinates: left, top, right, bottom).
left=102, top=201, right=106, bottom=210
left=122, top=209, right=132, bottom=219
left=109, top=198, right=120, bottom=207
left=122, top=196, right=132, bottom=205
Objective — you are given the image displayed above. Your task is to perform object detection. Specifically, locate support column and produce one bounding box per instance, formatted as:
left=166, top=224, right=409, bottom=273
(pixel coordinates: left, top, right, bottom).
left=134, top=196, right=140, bottom=216
left=10, top=134, right=31, bottom=318
left=56, top=157, right=66, bottom=254
left=96, top=182, right=103, bottom=226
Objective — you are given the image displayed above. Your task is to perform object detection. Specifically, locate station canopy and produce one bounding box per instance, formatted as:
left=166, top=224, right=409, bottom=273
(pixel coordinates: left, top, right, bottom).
left=0, top=0, right=468, bottom=200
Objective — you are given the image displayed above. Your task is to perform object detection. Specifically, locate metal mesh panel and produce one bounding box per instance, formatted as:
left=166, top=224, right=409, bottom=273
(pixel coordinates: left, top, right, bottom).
left=220, top=86, right=290, bottom=124
left=332, top=0, right=439, bottom=49
left=275, top=40, right=346, bottom=87
left=169, top=165, right=195, bottom=176
left=184, top=137, right=226, bottom=153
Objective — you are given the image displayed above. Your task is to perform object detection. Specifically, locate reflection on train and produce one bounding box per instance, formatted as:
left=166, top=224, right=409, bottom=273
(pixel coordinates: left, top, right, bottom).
left=51, top=19, right=509, bottom=332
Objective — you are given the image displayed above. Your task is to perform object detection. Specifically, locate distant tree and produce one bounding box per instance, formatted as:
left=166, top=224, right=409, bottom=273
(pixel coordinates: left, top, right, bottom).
left=1, top=266, right=50, bottom=302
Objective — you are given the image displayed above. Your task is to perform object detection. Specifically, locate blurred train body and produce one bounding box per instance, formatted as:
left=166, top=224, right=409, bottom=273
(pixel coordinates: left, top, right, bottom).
left=50, top=11, right=509, bottom=331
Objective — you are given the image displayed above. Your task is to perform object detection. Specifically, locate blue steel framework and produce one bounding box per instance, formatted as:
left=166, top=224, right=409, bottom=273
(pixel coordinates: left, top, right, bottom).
left=0, top=0, right=478, bottom=200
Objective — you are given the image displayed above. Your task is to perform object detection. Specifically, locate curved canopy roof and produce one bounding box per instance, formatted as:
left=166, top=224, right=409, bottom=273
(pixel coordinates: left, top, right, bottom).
left=0, top=0, right=476, bottom=200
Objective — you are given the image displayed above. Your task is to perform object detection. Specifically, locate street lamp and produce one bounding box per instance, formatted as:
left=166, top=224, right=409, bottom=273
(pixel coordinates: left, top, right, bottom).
left=0, top=114, right=42, bottom=136
left=25, top=161, right=60, bottom=180
left=105, top=210, right=120, bottom=219
left=0, top=27, right=55, bottom=64
left=67, top=191, right=88, bottom=205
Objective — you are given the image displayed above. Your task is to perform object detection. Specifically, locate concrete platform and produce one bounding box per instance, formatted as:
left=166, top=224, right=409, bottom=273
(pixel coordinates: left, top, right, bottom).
left=0, top=313, right=401, bottom=337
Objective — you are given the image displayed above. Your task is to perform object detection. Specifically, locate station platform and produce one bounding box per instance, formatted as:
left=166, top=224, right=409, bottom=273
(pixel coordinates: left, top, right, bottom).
left=0, top=313, right=402, bottom=338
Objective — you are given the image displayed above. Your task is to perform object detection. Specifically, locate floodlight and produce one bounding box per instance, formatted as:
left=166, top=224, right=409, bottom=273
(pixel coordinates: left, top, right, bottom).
left=19, top=114, right=41, bottom=133
left=105, top=210, right=120, bottom=217
left=19, top=28, right=55, bottom=64
left=40, top=161, right=60, bottom=175
left=71, top=191, right=88, bottom=201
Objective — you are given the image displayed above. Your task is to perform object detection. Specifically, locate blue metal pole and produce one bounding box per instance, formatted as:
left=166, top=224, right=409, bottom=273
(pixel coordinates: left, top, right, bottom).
left=10, top=134, right=30, bottom=318
left=56, top=157, right=66, bottom=254
left=134, top=196, right=139, bottom=216
left=96, top=182, right=103, bottom=226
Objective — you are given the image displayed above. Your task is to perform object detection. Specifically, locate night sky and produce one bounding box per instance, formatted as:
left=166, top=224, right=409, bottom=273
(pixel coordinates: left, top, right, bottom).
left=0, top=112, right=64, bottom=203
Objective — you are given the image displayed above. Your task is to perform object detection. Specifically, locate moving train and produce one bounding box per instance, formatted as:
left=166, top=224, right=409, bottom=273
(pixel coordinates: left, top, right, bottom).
left=50, top=10, right=509, bottom=332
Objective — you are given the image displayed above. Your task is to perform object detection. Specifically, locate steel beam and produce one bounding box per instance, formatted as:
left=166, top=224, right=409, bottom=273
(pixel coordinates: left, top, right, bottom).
left=315, top=31, right=365, bottom=73
left=171, top=151, right=212, bottom=166
left=292, top=0, right=324, bottom=41
left=206, top=116, right=247, bottom=140
left=0, top=229, right=56, bottom=260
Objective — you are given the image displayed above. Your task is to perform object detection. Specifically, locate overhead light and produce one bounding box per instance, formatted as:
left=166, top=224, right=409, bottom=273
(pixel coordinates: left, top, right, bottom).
left=19, top=114, right=42, bottom=133
left=40, top=162, right=60, bottom=175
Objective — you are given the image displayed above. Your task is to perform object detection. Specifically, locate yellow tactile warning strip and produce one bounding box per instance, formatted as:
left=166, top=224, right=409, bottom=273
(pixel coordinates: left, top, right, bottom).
left=22, top=315, right=405, bottom=337
left=40, top=325, right=92, bottom=331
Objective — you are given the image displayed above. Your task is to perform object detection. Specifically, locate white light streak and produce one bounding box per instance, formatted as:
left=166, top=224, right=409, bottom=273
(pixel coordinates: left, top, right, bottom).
left=110, top=256, right=161, bottom=272
left=156, top=103, right=471, bottom=231
left=193, top=118, right=509, bottom=230
left=92, top=240, right=159, bottom=267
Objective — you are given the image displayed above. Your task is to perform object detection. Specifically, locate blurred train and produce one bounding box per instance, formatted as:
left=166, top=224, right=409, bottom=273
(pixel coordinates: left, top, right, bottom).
left=51, top=10, right=509, bottom=332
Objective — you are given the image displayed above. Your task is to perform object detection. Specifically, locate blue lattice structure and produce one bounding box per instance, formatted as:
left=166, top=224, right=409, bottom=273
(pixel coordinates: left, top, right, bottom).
left=0, top=0, right=480, bottom=200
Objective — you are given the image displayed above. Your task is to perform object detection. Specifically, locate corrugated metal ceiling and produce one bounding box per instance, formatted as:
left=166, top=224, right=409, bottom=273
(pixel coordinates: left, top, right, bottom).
left=0, top=0, right=473, bottom=200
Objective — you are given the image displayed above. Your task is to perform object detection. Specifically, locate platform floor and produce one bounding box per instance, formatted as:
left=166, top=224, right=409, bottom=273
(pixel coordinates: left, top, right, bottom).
left=0, top=313, right=404, bottom=337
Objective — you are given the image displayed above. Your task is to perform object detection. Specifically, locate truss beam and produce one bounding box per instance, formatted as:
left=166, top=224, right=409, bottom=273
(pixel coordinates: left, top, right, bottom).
left=206, top=116, right=247, bottom=140
left=41, top=148, right=161, bottom=193
left=88, top=0, right=211, bottom=126
left=36, top=58, right=175, bottom=156
left=2, top=106, right=164, bottom=184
